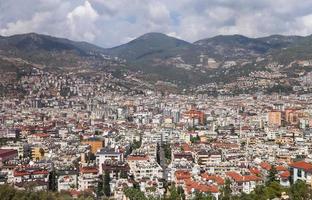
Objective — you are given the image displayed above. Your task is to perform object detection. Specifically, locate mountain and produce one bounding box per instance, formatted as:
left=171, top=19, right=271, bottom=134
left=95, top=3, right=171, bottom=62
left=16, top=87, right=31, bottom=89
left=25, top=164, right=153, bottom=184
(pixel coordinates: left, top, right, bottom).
left=0, top=32, right=105, bottom=55
left=102, top=32, right=205, bottom=84
left=271, top=34, right=312, bottom=63
left=257, top=35, right=303, bottom=48
left=1, top=32, right=312, bottom=90
left=195, top=34, right=270, bottom=57
left=103, top=33, right=311, bottom=85
left=0, top=33, right=123, bottom=73
left=106, top=32, right=193, bottom=60
left=193, top=34, right=304, bottom=60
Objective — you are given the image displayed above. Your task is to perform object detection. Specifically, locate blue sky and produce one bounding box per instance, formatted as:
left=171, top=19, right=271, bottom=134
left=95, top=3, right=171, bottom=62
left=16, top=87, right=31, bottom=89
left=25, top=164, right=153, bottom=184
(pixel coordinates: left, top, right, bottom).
left=1, top=0, right=312, bottom=47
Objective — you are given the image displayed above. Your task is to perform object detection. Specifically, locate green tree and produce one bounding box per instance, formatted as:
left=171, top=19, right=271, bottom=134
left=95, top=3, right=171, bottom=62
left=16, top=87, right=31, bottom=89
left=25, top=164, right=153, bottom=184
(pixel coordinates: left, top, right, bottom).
left=265, top=181, right=283, bottom=199
left=132, top=138, right=142, bottom=150
left=103, top=171, right=111, bottom=197
left=49, top=170, right=57, bottom=191
left=239, top=192, right=254, bottom=200
left=267, top=166, right=278, bottom=185
left=120, top=170, right=128, bottom=179
left=177, top=186, right=186, bottom=200
left=0, top=184, right=77, bottom=200
left=190, top=135, right=200, bottom=143
left=253, top=185, right=267, bottom=200
left=0, top=184, right=16, bottom=200
left=192, top=191, right=214, bottom=200
left=77, top=191, right=94, bottom=200
left=289, top=180, right=311, bottom=200
left=167, top=185, right=180, bottom=200
left=97, top=174, right=104, bottom=197
left=124, top=188, right=148, bottom=200
left=221, top=179, right=232, bottom=200
left=163, top=143, right=172, bottom=161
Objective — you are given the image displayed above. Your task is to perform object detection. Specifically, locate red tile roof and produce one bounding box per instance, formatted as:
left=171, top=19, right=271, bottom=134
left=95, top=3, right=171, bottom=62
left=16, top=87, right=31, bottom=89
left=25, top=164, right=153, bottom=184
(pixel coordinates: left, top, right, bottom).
left=13, top=168, right=49, bottom=176
left=249, top=167, right=261, bottom=175
left=275, top=165, right=287, bottom=171
left=0, top=149, right=18, bottom=160
left=226, top=171, right=244, bottom=182
left=182, top=143, right=192, bottom=152
left=184, top=179, right=219, bottom=194
left=226, top=172, right=262, bottom=182
left=175, top=170, right=191, bottom=180
left=80, top=167, right=98, bottom=174
left=289, top=161, right=312, bottom=171
left=260, top=162, right=272, bottom=171
left=14, top=171, right=31, bottom=176
left=243, top=175, right=262, bottom=182
left=280, top=170, right=290, bottom=178
left=201, top=173, right=225, bottom=185
left=32, top=170, right=49, bottom=175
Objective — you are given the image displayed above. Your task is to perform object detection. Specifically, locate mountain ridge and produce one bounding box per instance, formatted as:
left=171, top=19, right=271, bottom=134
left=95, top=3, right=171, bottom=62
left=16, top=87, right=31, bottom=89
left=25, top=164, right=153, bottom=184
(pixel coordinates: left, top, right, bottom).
left=1, top=32, right=312, bottom=88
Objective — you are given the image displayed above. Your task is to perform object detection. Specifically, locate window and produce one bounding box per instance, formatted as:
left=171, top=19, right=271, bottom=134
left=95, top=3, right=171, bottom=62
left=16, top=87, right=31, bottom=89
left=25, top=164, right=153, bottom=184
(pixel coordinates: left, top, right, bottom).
left=297, top=169, right=302, bottom=177
left=305, top=172, right=307, bottom=179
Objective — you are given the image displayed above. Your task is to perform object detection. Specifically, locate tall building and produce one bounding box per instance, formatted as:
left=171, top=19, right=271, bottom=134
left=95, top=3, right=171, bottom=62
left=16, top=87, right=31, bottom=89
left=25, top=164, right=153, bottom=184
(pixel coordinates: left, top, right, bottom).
left=268, top=111, right=282, bottom=127
left=285, top=109, right=300, bottom=125
left=78, top=166, right=99, bottom=191
left=183, top=108, right=206, bottom=126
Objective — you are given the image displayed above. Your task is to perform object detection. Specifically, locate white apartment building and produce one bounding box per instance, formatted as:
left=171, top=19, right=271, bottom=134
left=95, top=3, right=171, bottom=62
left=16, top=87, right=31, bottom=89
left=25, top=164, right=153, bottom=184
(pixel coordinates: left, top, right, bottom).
left=78, top=166, right=99, bottom=191
left=127, top=155, right=163, bottom=181
left=57, top=171, right=78, bottom=192
left=96, top=148, right=124, bottom=175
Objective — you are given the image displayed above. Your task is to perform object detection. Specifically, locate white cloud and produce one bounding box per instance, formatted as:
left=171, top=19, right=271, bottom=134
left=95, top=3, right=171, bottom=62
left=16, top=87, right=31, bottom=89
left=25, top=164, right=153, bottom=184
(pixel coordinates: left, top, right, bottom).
left=148, top=1, right=170, bottom=24
left=300, top=14, right=312, bottom=34
left=67, top=1, right=99, bottom=42
left=1, top=0, right=312, bottom=47
left=0, top=12, right=51, bottom=36
left=166, top=32, right=182, bottom=39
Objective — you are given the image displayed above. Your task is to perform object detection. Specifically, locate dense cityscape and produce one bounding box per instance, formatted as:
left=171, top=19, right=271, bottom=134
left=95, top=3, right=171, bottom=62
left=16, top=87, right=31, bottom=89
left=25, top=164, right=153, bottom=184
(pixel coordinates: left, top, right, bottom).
left=0, top=67, right=312, bottom=200
left=2, top=1, right=312, bottom=200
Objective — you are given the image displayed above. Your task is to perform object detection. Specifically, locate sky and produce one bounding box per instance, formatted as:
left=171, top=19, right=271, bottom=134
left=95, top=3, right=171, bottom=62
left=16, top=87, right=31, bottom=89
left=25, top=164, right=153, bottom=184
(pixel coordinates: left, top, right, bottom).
left=1, top=0, right=312, bottom=47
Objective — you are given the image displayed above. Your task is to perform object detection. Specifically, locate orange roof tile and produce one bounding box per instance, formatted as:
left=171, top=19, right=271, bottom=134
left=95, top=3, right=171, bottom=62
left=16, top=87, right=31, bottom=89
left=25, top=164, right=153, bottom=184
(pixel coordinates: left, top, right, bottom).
left=275, top=165, right=287, bottom=171
left=249, top=167, right=261, bottom=175
left=226, top=172, right=261, bottom=182
left=32, top=170, right=49, bottom=175
left=182, top=143, right=192, bottom=152
left=243, top=175, right=262, bottom=182
left=175, top=170, right=191, bottom=180
left=260, top=162, right=272, bottom=171
left=226, top=171, right=244, bottom=182
left=289, top=161, right=312, bottom=171
left=184, top=179, right=219, bottom=194
left=14, top=171, right=31, bottom=176
left=201, top=173, right=225, bottom=185
left=80, top=167, right=98, bottom=174
left=280, top=170, right=290, bottom=178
